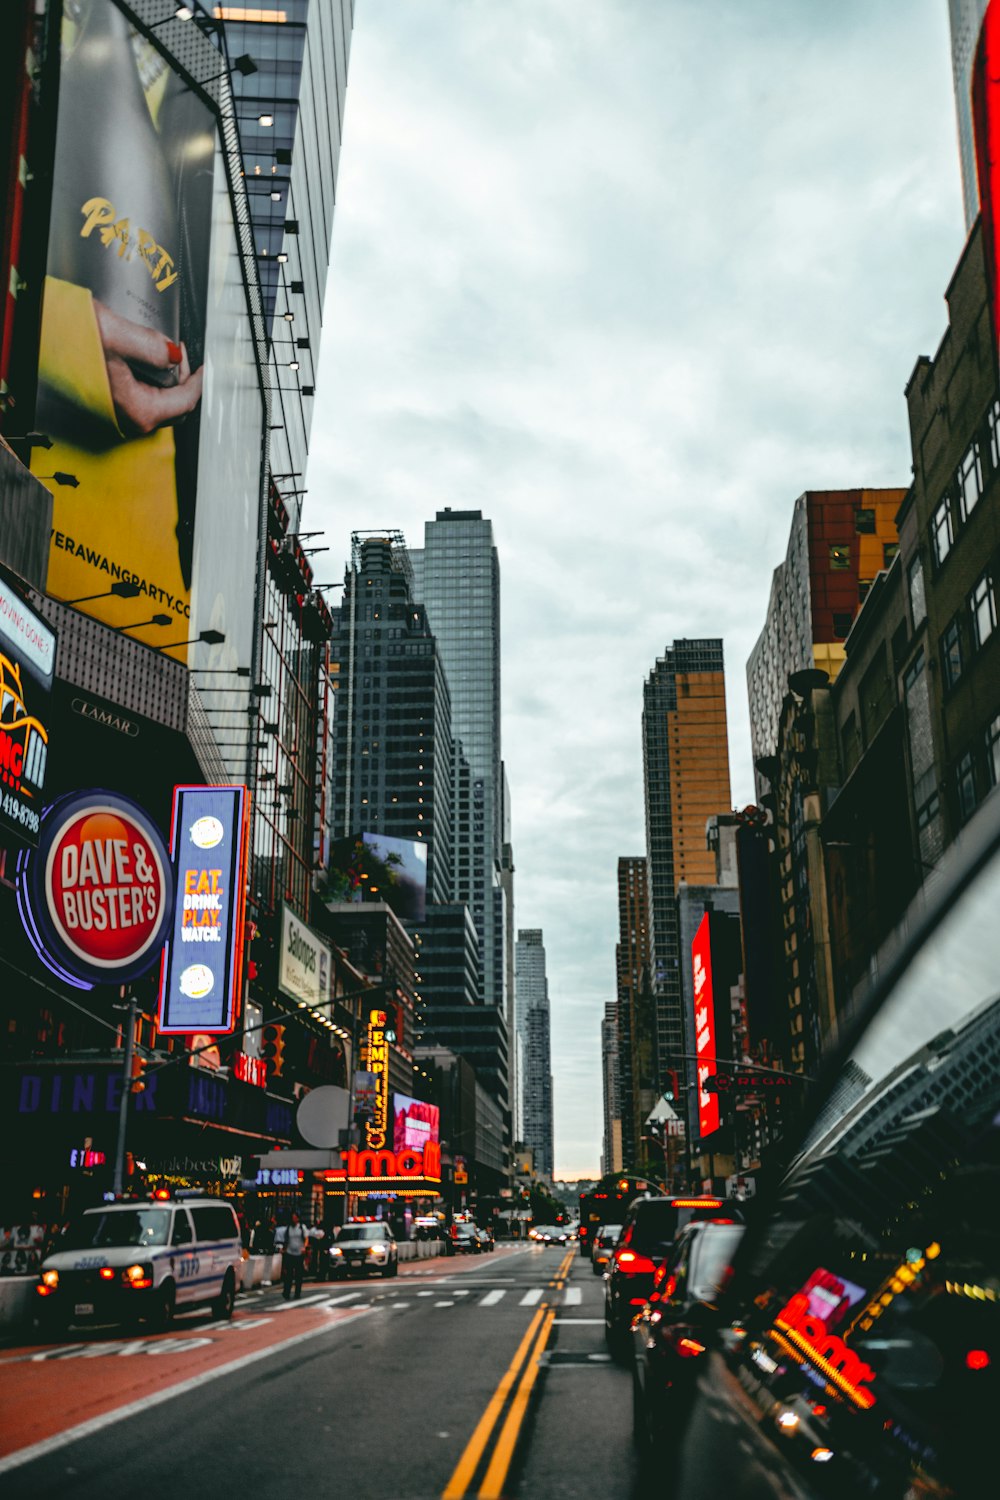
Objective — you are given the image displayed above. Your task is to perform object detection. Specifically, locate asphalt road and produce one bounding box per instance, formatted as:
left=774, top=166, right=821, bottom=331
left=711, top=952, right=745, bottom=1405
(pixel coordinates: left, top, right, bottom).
left=0, top=1243, right=642, bottom=1498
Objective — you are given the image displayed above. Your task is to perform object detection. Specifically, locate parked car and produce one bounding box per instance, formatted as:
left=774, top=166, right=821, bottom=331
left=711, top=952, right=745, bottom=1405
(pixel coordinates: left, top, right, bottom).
left=604, top=1195, right=740, bottom=1359
left=669, top=791, right=1000, bottom=1500
left=35, top=1195, right=242, bottom=1334
left=449, top=1222, right=481, bottom=1255
left=630, top=1219, right=744, bottom=1461
left=329, top=1221, right=398, bottom=1278
left=475, top=1226, right=495, bottom=1252
left=591, top=1223, right=622, bottom=1275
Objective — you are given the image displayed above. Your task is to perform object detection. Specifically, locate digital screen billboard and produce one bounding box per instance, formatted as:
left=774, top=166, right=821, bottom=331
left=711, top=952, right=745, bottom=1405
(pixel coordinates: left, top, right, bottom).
left=393, top=1094, right=440, bottom=1154
left=0, top=575, right=55, bottom=847
left=326, top=832, right=427, bottom=923
left=692, top=912, right=719, bottom=1139
left=157, top=784, right=249, bottom=1035
left=31, top=0, right=262, bottom=691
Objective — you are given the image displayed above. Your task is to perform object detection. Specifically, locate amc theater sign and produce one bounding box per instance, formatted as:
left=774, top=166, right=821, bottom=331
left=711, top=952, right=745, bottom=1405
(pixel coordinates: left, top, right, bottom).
left=332, top=1141, right=442, bottom=1182
left=18, top=789, right=173, bottom=987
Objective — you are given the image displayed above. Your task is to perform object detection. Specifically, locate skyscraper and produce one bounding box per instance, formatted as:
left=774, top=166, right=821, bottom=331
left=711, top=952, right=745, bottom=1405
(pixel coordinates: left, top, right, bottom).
left=746, top=489, right=904, bottom=798
left=601, top=1001, right=624, bottom=1174
left=642, top=640, right=732, bottom=1085
left=515, top=929, right=554, bottom=1180
left=410, top=510, right=504, bottom=1011
left=615, top=855, right=653, bottom=1169
left=330, top=533, right=453, bottom=902
left=948, top=0, right=989, bottom=231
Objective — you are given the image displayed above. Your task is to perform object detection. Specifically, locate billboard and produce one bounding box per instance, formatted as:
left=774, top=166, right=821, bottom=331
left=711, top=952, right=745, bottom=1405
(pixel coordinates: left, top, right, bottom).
left=327, top=832, right=428, bottom=923
left=32, top=0, right=261, bottom=688
left=393, top=1093, right=440, bottom=1154
left=157, top=785, right=249, bottom=1035
left=17, top=789, right=173, bottom=989
left=0, top=575, right=54, bottom=846
left=975, top=1, right=1000, bottom=371
left=278, top=905, right=332, bottom=1009
left=692, top=912, right=719, bottom=1139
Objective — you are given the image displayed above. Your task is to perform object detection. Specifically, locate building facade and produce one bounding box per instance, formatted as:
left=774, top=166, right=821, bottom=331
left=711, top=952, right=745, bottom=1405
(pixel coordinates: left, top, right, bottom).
left=614, top=855, right=653, bottom=1170
left=601, top=1001, right=624, bottom=1174
left=746, top=489, right=905, bottom=797
left=515, top=929, right=554, bottom=1180
left=948, top=0, right=989, bottom=232
left=642, top=640, right=732, bottom=1087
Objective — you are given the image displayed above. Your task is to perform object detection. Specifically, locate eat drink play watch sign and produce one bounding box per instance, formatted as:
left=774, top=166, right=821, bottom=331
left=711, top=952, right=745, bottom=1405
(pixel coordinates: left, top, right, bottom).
left=18, top=789, right=173, bottom=987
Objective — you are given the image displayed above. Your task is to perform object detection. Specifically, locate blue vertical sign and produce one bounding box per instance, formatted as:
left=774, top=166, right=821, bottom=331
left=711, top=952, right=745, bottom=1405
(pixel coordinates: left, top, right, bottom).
left=157, top=785, right=249, bottom=1035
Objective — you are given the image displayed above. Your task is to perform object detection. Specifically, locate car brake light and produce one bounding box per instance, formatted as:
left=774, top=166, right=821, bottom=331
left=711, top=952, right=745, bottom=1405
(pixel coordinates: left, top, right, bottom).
left=676, top=1336, right=706, bottom=1357
left=616, top=1250, right=655, bottom=1273
left=966, top=1349, right=990, bottom=1371
left=671, top=1198, right=723, bottom=1208
left=99, top=1267, right=115, bottom=1280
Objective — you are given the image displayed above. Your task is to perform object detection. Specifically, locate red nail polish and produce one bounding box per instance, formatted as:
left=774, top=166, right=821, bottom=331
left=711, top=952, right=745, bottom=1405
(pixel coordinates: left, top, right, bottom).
left=167, top=340, right=182, bottom=364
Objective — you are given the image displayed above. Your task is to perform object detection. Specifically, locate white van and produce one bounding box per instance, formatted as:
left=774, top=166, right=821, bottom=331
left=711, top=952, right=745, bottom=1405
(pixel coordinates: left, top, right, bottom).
left=36, top=1196, right=243, bottom=1334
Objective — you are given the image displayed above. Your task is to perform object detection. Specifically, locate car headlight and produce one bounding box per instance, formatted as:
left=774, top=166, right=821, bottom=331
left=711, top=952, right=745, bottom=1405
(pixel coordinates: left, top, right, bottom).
left=367, top=1246, right=385, bottom=1257
left=122, top=1263, right=154, bottom=1289
left=329, top=1246, right=343, bottom=1257
left=41, top=1269, right=59, bottom=1288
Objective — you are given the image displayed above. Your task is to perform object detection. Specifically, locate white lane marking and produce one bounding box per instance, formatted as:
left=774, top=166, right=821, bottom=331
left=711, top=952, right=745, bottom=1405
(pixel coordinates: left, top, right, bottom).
left=321, top=1292, right=363, bottom=1308
left=272, top=1294, right=333, bottom=1312
left=452, top=1290, right=470, bottom=1296
left=479, top=1290, right=506, bottom=1307
left=435, top=1301, right=454, bottom=1308
left=563, top=1286, right=582, bottom=1305
left=553, top=1318, right=604, bottom=1325
left=519, top=1289, right=543, bottom=1306
left=0, top=1308, right=371, bottom=1477
left=416, top=1290, right=434, bottom=1297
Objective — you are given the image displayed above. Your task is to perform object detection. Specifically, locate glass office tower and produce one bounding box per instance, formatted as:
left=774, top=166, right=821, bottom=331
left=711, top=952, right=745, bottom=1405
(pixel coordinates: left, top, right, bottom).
left=515, top=929, right=554, bottom=1180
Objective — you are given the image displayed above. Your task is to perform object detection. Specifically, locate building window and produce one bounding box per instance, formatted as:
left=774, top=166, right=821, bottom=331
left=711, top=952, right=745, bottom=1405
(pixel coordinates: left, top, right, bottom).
left=833, top=611, right=853, bottom=638
left=883, top=541, right=899, bottom=567
left=941, top=616, right=963, bottom=691
left=916, top=790, right=940, bottom=830
left=931, top=497, right=953, bottom=568
left=990, top=398, right=1000, bottom=470
left=854, top=508, right=876, bottom=534
left=957, top=441, right=983, bottom=520
left=970, top=569, right=997, bottom=649
left=908, top=555, right=926, bottom=627
left=829, top=544, right=851, bottom=570
left=956, top=751, right=977, bottom=823
left=988, top=715, right=1000, bottom=788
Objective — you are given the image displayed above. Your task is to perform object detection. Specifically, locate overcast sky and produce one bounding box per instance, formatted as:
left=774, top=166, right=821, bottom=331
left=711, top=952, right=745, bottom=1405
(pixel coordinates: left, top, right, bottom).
left=311, top=0, right=966, bottom=1177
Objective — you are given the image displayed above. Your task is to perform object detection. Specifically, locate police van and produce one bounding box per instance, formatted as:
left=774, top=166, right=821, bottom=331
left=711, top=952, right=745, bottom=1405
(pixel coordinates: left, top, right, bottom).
left=36, top=1195, right=243, bottom=1334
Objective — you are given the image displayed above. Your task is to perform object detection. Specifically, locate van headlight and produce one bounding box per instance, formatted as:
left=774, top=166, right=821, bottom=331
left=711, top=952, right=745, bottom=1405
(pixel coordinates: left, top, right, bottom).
left=328, top=1246, right=343, bottom=1258
left=41, top=1269, right=59, bottom=1289
left=122, top=1263, right=154, bottom=1289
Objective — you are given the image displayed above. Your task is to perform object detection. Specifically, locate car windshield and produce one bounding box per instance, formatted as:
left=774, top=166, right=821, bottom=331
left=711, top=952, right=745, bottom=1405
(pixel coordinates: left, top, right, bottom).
left=337, top=1224, right=388, bottom=1241
left=627, top=1203, right=681, bottom=1254
left=60, top=1209, right=171, bottom=1250
left=690, top=1225, right=744, bottom=1297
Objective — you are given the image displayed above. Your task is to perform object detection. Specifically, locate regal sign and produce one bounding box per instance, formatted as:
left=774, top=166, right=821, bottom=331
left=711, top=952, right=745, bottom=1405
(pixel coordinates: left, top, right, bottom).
left=18, top=789, right=173, bottom=987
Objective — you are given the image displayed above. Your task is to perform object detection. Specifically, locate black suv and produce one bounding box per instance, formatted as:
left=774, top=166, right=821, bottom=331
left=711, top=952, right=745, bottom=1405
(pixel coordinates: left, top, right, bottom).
left=604, top=1195, right=738, bottom=1358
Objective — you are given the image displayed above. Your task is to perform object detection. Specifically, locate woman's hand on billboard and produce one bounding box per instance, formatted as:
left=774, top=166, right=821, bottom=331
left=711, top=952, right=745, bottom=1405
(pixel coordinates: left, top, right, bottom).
left=93, top=300, right=203, bottom=437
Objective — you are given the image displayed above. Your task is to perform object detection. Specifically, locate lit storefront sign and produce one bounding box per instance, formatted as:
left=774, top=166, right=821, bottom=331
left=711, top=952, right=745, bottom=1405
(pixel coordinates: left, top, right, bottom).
left=158, top=785, right=249, bottom=1035
left=278, top=904, right=331, bottom=1010
left=257, top=1167, right=304, bottom=1188
left=692, top=913, right=719, bottom=1139
left=363, top=1008, right=389, bottom=1150
left=17, top=789, right=173, bottom=989
left=233, top=1053, right=267, bottom=1089
left=0, top=575, right=54, bottom=847
left=773, top=1289, right=877, bottom=1410
left=325, top=1141, right=442, bottom=1184
left=68, top=1147, right=106, bottom=1168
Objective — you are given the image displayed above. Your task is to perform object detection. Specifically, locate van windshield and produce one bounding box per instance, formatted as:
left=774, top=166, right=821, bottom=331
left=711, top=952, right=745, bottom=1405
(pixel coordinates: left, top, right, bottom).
left=60, top=1209, right=171, bottom=1250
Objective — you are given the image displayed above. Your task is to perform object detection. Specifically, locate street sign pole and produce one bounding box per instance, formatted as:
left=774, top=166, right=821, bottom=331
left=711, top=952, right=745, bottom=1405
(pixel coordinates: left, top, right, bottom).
left=112, top=990, right=138, bottom=1196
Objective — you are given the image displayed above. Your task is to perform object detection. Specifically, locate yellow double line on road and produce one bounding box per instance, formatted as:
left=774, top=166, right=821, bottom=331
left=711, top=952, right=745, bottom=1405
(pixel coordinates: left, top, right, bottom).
left=443, top=1249, right=573, bottom=1499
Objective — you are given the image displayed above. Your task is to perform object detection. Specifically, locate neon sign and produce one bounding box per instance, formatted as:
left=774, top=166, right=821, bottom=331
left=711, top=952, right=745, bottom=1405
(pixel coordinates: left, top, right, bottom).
left=233, top=1053, right=266, bottom=1089
left=326, top=1142, right=442, bottom=1182
left=364, top=1007, right=390, bottom=1150
left=774, top=1290, right=876, bottom=1409
left=692, top=913, right=719, bottom=1137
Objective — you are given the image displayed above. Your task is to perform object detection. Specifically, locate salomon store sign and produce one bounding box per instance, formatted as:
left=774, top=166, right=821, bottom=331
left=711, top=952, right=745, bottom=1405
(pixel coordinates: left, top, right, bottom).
left=278, top=904, right=331, bottom=1009
left=17, top=790, right=173, bottom=988
left=157, top=784, right=249, bottom=1035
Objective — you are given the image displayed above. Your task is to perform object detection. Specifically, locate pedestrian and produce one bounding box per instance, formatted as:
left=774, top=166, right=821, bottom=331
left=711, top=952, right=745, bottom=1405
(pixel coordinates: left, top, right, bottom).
left=281, top=1211, right=308, bottom=1301
left=308, top=1219, right=327, bottom=1281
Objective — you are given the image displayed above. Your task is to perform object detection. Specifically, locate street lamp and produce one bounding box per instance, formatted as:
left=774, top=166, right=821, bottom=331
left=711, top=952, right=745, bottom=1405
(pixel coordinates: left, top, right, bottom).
left=119, top=613, right=173, bottom=633
left=64, top=580, right=141, bottom=605
left=158, top=627, right=226, bottom=649
left=35, top=471, right=79, bottom=487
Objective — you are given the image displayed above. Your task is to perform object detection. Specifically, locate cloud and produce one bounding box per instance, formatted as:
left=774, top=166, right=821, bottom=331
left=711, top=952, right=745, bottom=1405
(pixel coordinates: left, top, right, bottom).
left=309, top=0, right=965, bottom=1176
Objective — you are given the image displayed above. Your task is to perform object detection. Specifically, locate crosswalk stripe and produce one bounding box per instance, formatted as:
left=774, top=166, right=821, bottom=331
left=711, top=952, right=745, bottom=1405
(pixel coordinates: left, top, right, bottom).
left=519, top=1289, right=543, bottom=1306
left=563, top=1286, right=582, bottom=1305
left=480, top=1290, right=505, bottom=1307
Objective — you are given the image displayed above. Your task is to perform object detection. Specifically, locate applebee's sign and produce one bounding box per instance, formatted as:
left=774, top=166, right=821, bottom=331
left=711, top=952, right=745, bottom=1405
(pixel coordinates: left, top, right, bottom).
left=18, top=790, right=173, bottom=988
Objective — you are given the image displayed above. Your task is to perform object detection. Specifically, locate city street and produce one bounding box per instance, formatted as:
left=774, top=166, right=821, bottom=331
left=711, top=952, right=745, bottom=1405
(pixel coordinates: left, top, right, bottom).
left=0, top=1243, right=638, bottom=1498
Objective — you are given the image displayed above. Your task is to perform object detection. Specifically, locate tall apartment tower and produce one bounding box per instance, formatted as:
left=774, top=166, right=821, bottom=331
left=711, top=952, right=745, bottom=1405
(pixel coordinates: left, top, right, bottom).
left=615, top=856, right=653, bottom=1169
left=515, top=929, right=554, bottom=1180
left=330, top=534, right=453, bottom=903
left=221, top=0, right=353, bottom=526
left=642, top=641, right=732, bottom=1083
left=410, top=511, right=504, bottom=1012
left=948, top=0, right=989, bottom=231
left=601, top=1002, right=624, bottom=1174
left=746, top=489, right=905, bottom=798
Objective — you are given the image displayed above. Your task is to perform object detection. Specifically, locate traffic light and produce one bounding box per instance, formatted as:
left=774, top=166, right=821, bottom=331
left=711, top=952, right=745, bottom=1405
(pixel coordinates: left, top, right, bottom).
left=663, top=1069, right=679, bottom=1102
left=130, top=1053, right=148, bottom=1094
left=262, top=1023, right=286, bottom=1079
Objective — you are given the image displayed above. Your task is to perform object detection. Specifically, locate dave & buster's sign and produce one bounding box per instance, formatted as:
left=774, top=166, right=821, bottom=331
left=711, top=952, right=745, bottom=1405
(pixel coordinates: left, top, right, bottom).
left=157, top=785, right=249, bottom=1035
left=17, top=789, right=173, bottom=987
